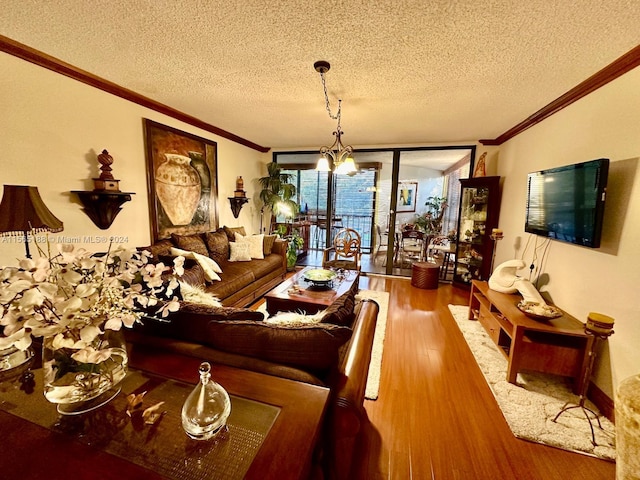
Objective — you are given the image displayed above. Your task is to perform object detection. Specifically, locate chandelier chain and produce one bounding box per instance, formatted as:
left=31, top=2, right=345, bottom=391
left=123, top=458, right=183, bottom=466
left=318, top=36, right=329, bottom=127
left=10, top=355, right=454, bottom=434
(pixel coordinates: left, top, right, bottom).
left=320, top=71, right=341, bottom=127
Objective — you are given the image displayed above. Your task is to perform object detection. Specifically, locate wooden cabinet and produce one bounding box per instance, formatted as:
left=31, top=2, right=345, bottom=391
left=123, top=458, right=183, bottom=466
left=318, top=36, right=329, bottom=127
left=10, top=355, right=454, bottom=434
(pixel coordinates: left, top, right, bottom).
left=468, top=281, right=593, bottom=394
left=453, top=176, right=501, bottom=287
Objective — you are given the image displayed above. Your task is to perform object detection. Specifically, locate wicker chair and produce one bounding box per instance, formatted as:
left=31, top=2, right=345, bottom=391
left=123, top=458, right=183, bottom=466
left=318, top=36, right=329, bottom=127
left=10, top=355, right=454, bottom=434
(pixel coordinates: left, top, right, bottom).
left=322, top=228, right=362, bottom=271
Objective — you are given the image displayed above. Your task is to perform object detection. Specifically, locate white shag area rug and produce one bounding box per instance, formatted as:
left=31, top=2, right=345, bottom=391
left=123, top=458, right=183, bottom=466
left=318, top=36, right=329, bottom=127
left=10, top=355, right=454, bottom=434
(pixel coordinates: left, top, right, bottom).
left=448, top=304, right=616, bottom=461
left=356, top=290, right=389, bottom=400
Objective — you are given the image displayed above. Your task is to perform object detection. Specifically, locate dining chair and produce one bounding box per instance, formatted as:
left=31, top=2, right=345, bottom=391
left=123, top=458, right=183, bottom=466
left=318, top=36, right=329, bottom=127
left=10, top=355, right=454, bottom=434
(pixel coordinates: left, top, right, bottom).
left=322, top=228, right=362, bottom=271
left=397, top=230, right=427, bottom=267
left=374, top=224, right=389, bottom=263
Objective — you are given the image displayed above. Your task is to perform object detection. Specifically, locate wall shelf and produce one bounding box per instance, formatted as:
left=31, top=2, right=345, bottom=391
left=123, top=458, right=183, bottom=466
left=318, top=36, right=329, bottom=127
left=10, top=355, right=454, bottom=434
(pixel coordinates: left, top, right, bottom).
left=229, top=197, right=249, bottom=218
left=72, top=190, right=134, bottom=230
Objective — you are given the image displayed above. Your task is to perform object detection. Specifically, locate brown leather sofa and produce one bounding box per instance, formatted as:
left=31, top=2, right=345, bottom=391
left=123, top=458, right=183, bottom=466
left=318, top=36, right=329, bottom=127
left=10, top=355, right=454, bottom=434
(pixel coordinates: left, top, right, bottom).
left=126, top=292, right=379, bottom=480
left=139, top=226, right=287, bottom=307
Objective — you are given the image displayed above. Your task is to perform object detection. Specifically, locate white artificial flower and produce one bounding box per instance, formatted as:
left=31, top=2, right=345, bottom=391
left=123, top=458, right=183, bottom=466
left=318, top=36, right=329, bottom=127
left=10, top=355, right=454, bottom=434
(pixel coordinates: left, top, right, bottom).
left=0, top=242, right=184, bottom=354
left=71, top=346, right=112, bottom=364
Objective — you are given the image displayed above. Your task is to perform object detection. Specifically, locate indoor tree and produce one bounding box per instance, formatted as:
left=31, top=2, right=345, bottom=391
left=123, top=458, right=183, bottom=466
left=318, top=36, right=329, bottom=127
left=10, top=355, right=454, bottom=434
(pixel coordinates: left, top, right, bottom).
left=258, top=162, right=299, bottom=233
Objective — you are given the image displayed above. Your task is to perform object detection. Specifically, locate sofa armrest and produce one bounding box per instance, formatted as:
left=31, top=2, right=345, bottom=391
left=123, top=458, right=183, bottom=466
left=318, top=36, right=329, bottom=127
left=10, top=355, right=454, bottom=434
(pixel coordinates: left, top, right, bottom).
left=272, top=238, right=287, bottom=270
left=272, top=238, right=287, bottom=256
left=325, top=298, right=379, bottom=479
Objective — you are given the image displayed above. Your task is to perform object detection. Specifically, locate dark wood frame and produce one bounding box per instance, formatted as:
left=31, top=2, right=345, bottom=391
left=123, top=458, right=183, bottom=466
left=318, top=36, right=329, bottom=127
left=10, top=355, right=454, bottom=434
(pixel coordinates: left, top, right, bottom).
left=144, top=119, right=219, bottom=241
left=396, top=181, right=418, bottom=213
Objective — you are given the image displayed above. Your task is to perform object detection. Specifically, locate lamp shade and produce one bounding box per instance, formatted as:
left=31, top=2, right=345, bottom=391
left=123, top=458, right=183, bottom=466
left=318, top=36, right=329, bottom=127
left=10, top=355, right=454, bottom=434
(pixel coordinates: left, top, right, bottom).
left=0, top=185, right=64, bottom=235
left=316, top=156, right=331, bottom=172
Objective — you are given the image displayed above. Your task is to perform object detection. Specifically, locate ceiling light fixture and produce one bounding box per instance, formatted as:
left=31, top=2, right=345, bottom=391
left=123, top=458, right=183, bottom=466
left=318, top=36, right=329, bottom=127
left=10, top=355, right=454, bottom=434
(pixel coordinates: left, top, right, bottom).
left=314, top=61, right=357, bottom=175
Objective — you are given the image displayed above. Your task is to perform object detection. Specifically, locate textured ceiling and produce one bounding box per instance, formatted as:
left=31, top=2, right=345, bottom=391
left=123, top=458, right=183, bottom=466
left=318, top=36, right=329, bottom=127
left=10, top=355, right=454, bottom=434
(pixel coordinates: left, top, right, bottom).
left=2, top=0, right=639, bottom=151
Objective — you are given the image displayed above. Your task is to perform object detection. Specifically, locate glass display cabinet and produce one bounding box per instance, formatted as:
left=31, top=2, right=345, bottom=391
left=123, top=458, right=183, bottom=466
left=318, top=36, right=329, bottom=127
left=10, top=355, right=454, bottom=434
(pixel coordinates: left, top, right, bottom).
left=453, top=176, right=501, bottom=287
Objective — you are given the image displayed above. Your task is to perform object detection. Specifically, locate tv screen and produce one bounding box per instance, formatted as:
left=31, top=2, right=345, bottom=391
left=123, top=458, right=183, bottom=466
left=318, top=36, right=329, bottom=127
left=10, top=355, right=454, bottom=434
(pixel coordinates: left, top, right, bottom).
left=525, top=158, right=609, bottom=248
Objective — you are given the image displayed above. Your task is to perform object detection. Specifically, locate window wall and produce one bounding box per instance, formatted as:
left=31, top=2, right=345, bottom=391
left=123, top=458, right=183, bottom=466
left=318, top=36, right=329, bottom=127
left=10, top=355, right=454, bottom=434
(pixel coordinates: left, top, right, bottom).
left=274, top=146, right=476, bottom=276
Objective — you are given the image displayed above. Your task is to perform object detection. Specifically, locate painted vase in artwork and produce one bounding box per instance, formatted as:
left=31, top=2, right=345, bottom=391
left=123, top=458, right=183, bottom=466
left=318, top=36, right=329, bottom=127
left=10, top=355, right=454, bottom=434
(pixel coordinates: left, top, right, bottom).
left=155, top=153, right=202, bottom=225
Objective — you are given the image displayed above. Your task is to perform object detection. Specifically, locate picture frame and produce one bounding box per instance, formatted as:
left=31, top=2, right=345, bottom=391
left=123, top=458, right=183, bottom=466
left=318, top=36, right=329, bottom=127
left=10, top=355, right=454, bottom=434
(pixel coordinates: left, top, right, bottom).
left=144, top=119, right=219, bottom=241
left=397, top=182, right=418, bottom=213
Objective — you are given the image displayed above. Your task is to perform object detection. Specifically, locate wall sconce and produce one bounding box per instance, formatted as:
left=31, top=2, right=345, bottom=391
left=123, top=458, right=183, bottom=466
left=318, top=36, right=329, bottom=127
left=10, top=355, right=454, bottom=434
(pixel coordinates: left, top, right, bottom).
left=228, top=176, right=249, bottom=219
left=0, top=185, right=64, bottom=258
left=72, top=150, right=134, bottom=229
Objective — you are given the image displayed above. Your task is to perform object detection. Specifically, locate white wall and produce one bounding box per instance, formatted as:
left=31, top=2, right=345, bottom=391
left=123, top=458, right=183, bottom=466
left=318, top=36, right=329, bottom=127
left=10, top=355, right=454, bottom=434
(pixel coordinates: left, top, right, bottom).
left=494, top=66, right=640, bottom=397
left=0, top=52, right=269, bottom=266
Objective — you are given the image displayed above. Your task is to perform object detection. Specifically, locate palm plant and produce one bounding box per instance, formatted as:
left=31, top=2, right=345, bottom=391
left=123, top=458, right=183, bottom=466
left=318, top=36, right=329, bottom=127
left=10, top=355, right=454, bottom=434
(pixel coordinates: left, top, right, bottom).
left=258, top=162, right=299, bottom=231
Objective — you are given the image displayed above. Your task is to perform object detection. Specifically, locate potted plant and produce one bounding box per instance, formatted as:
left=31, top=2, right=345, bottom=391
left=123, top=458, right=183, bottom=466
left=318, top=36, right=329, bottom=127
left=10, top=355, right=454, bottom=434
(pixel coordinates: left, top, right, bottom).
left=413, top=196, right=448, bottom=234
left=258, top=162, right=299, bottom=233
left=286, top=231, right=304, bottom=271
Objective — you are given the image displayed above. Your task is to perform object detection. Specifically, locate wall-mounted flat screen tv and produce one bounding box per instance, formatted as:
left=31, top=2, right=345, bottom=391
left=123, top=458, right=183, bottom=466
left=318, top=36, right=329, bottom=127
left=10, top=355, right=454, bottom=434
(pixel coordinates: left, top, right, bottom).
left=525, top=158, right=609, bottom=248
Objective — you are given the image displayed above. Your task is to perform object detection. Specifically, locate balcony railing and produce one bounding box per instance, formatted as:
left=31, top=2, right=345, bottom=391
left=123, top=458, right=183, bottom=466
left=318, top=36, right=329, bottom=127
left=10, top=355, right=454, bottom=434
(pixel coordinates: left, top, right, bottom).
left=305, top=213, right=374, bottom=252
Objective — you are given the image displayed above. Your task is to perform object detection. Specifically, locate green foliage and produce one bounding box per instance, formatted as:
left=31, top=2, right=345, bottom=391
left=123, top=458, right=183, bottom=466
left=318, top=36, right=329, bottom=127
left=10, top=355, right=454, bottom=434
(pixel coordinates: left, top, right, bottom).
left=258, top=162, right=299, bottom=219
left=412, top=196, right=448, bottom=234
left=285, top=230, right=304, bottom=268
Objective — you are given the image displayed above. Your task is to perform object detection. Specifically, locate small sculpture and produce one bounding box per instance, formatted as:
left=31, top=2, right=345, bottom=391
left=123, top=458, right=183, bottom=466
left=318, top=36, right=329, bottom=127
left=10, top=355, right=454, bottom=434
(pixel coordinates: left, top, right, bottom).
left=93, top=149, right=121, bottom=191
left=234, top=176, right=246, bottom=198
left=97, top=149, right=115, bottom=180
left=473, top=152, right=487, bottom=177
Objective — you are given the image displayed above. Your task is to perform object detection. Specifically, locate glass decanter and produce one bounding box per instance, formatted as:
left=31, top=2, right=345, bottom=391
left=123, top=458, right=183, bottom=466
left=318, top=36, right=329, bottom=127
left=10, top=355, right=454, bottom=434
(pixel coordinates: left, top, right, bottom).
left=181, top=362, right=231, bottom=440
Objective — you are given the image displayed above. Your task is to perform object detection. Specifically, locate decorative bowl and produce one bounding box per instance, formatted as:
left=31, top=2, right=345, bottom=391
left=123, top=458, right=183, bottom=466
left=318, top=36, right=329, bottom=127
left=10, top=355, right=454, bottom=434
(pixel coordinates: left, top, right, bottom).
left=517, top=301, right=563, bottom=321
left=303, top=268, right=337, bottom=286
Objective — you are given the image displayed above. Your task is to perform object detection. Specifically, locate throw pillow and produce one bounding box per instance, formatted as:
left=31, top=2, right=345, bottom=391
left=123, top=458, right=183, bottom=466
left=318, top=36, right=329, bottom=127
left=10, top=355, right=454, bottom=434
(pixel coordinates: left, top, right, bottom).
left=223, top=225, right=246, bottom=243
left=178, top=281, right=223, bottom=307
left=171, top=233, right=209, bottom=257
left=228, top=241, right=252, bottom=262
left=206, top=320, right=352, bottom=372
left=321, top=290, right=356, bottom=326
left=204, top=230, right=230, bottom=265
left=234, top=232, right=265, bottom=259
left=138, top=239, right=174, bottom=263
left=263, top=234, right=277, bottom=255
left=170, top=247, right=222, bottom=282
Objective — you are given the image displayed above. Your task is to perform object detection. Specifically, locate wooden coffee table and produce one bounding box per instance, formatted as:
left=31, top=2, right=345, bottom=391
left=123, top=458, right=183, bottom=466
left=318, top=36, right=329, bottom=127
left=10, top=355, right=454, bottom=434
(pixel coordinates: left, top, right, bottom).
left=0, top=346, right=329, bottom=480
left=264, top=266, right=359, bottom=315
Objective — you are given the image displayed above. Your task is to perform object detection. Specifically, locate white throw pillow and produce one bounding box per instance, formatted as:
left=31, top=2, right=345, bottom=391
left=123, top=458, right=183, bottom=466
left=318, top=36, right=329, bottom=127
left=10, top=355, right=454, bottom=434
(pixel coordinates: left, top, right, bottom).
left=234, top=232, right=265, bottom=259
left=179, top=281, right=223, bottom=307
left=264, top=310, right=326, bottom=326
left=228, top=241, right=252, bottom=262
left=170, top=247, right=222, bottom=281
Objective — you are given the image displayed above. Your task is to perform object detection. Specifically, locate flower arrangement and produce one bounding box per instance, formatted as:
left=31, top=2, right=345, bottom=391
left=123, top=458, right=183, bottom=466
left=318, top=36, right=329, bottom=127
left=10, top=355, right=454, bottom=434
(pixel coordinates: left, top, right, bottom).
left=0, top=242, right=183, bottom=407
left=0, top=243, right=181, bottom=353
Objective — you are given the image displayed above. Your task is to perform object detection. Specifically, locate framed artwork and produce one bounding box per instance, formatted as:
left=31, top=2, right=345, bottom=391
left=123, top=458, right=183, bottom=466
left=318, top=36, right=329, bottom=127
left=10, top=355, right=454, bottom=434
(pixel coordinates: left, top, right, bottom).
left=397, top=182, right=418, bottom=213
left=144, top=119, right=218, bottom=241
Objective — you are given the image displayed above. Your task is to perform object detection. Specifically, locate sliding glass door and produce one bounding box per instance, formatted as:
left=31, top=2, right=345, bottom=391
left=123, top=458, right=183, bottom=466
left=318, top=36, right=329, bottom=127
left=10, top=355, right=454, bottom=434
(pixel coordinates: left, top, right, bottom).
left=273, top=146, right=476, bottom=276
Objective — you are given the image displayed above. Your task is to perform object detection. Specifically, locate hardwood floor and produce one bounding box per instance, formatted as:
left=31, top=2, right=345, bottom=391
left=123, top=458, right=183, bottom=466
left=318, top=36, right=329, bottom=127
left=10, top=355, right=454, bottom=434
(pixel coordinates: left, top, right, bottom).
left=352, top=275, right=615, bottom=480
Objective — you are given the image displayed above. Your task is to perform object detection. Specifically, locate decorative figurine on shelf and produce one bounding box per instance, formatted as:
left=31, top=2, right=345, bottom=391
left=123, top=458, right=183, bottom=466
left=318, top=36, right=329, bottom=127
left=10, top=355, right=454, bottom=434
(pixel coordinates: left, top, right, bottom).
left=473, top=152, right=487, bottom=177
left=234, top=176, right=246, bottom=198
left=93, top=149, right=121, bottom=191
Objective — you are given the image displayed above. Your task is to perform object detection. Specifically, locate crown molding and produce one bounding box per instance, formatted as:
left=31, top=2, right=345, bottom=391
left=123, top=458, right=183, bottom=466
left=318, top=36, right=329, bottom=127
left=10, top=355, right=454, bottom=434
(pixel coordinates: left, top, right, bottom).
left=0, top=35, right=270, bottom=153
left=480, top=44, right=640, bottom=146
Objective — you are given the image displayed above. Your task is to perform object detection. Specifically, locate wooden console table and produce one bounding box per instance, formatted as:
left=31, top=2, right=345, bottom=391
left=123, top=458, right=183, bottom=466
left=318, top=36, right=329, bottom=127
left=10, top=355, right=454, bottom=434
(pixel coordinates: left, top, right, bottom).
left=469, top=280, right=593, bottom=394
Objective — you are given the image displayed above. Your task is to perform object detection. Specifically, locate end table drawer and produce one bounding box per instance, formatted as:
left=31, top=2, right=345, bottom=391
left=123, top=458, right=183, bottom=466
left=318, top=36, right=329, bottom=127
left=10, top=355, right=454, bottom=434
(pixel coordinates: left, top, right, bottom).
left=478, top=304, right=502, bottom=344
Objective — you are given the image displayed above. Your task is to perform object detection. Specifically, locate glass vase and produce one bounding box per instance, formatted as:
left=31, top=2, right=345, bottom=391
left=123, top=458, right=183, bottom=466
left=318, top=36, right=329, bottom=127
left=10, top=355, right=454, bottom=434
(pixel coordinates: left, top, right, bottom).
left=181, top=362, right=231, bottom=440
left=42, top=328, right=128, bottom=415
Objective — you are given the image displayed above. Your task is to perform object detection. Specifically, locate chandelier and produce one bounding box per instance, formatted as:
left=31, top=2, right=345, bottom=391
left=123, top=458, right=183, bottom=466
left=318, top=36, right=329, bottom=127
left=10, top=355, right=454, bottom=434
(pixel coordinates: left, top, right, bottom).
left=314, top=61, right=357, bottom=175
